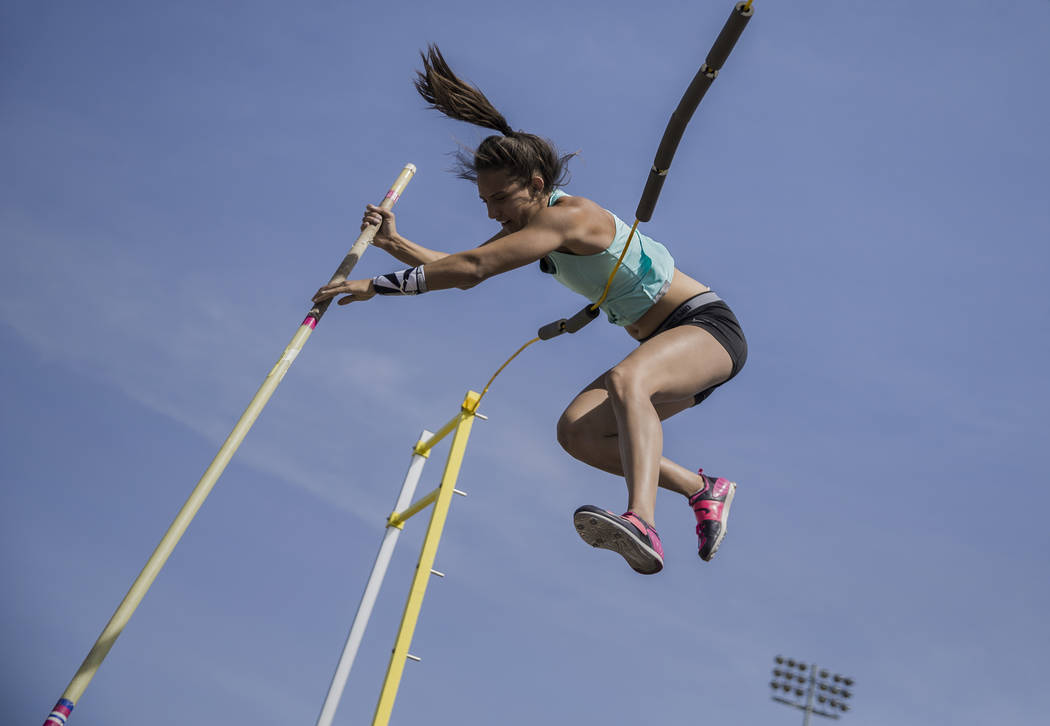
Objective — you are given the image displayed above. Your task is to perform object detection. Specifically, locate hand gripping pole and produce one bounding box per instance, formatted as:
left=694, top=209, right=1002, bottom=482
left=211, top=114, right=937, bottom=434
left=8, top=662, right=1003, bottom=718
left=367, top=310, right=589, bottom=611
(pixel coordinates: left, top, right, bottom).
left=635, top=1, right=753, bottom=222
left=311, top=163, right=418, bottom=322
left=43, top=163, right=416, bottom=726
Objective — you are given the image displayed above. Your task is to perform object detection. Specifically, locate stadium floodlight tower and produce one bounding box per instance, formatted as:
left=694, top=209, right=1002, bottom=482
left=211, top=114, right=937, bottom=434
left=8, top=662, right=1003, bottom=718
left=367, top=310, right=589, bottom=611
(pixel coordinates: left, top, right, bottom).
left=769, top=654, right=855, bottom=725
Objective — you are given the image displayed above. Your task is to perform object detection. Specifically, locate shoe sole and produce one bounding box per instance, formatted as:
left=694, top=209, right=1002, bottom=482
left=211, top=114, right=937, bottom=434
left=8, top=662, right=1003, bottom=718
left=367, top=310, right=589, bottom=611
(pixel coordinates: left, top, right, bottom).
left=700, top=481, right=736, bottom=561
left=574, top=510, right=663, bottom=575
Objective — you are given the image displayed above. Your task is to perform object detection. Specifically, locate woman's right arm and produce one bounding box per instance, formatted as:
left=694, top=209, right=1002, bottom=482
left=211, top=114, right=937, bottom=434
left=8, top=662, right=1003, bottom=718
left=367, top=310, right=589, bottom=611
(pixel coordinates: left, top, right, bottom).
left=364, top=204, right=448, bottom=265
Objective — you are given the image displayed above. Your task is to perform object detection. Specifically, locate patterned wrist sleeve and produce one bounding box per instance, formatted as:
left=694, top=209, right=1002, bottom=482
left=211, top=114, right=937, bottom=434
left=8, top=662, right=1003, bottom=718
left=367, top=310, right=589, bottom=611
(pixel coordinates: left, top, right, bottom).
left=372, top=266, right=428, bottom=295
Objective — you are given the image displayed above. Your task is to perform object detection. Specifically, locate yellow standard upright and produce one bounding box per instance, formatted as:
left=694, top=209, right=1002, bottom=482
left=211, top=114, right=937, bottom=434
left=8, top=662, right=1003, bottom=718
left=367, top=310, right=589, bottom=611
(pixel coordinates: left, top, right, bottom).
left=373, top=390, right=481, bottom=726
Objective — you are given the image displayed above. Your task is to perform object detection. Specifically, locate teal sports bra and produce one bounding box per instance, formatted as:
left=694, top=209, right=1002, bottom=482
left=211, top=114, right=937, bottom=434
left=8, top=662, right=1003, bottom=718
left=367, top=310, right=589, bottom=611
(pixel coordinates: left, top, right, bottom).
left=540, top=189, right=675, bottom=326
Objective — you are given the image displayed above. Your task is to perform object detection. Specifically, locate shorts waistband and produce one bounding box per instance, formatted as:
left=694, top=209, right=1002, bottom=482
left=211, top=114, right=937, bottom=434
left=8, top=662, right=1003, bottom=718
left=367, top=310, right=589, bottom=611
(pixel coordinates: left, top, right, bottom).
left=662, top=289, right=721, bottom=324
left=642, top=290, right=723, bottom=342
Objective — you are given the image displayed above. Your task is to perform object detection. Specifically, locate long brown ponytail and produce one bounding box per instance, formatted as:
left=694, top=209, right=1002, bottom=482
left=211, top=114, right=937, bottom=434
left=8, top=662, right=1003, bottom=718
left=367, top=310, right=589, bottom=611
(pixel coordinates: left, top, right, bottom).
left=414, top=44, right=573, bottom=194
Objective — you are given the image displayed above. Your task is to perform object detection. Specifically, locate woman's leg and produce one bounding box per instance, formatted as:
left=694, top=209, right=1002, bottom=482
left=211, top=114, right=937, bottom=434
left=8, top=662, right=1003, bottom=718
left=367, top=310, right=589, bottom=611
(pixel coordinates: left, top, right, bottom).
left=558, top=387, right=701, bottom=495
left=557, top=325, right=732, bottom=526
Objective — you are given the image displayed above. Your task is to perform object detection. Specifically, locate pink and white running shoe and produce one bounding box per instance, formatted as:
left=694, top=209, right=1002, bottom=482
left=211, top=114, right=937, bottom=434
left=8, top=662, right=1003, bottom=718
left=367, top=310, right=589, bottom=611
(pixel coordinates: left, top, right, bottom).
left=689, top=470, right=737, bottom=561
left=573, top=506, right=664, bottom=575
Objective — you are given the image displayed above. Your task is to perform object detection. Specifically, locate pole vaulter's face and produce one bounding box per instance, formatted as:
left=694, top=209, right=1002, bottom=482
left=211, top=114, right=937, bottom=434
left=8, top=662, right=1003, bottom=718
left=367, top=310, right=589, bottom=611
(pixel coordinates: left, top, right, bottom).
left=477, top=168, right=545, bottom=234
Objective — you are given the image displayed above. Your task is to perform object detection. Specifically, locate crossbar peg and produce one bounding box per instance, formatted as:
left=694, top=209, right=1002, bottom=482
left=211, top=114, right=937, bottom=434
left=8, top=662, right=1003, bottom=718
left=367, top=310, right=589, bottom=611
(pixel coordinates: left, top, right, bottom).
left=431, top=569, right=445, bottom=578
left=453, top=489, right=468, bottom=497
left=406, top=654, right=422, bottom=662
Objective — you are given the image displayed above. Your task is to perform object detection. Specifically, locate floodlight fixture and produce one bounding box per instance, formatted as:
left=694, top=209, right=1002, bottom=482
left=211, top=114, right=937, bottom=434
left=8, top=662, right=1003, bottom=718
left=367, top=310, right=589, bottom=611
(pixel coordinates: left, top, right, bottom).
left=769, top=654, right=856, bottom=726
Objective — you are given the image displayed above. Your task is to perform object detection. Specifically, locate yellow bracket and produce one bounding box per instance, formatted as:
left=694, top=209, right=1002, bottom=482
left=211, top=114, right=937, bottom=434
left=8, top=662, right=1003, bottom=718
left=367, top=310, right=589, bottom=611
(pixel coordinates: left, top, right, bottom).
left=461, top=390, right=481, bottom=414
left=411, top=435, right=432, bottom=459
left=390, top=392, right=481, bottom=530
left=386, top=488, right=438, bottom=529
left=411, top=391, right=480, bottom=457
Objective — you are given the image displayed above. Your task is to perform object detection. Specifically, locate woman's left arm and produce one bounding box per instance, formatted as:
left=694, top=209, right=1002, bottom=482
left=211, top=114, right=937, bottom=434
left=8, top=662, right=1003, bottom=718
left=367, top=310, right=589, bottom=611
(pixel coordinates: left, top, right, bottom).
left=423, top=214, right=566, bottom=290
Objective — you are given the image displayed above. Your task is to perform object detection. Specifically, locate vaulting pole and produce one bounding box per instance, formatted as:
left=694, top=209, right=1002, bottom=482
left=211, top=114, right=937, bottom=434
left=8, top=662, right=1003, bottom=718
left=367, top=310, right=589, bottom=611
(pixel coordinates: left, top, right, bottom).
left=43, top=163, right=417, bottom=726
left=635, top=0, right=753, bottom=222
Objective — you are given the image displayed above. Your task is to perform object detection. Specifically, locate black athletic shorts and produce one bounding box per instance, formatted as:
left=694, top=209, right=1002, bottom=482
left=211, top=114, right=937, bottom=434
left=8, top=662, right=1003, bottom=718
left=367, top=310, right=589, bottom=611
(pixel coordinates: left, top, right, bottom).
left=639, top=290, right=747, bottom=406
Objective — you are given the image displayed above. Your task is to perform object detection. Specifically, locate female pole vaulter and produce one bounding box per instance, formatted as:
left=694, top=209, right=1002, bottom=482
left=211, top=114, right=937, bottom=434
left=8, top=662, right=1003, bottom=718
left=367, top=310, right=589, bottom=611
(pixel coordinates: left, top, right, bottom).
left=314, top=45, right=747, bottom=575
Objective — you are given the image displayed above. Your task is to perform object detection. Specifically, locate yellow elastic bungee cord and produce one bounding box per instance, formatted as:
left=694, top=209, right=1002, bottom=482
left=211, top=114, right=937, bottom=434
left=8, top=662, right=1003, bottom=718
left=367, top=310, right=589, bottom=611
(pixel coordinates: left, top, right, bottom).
left=476, top=336, right=539, bottom=405
left=593, top=219, right=640, bottom=310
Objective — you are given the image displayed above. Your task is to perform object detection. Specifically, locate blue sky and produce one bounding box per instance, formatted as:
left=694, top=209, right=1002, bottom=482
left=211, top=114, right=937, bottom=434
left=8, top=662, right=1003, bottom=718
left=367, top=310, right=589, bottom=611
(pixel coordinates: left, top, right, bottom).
left=3, top=1, right=1049, bottom=724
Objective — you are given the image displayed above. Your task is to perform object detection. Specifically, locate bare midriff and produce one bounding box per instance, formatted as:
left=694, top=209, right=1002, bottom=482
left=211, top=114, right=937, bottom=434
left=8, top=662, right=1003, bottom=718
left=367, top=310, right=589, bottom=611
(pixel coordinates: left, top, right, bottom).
left=624, top=269, right=711, bottom=341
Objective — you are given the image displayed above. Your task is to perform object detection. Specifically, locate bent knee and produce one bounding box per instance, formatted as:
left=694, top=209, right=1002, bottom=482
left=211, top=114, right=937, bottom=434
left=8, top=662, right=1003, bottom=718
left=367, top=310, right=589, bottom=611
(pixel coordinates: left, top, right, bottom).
left=603, top=365, right=650, bottom=403
left=556, top=412, right=581, bottom=455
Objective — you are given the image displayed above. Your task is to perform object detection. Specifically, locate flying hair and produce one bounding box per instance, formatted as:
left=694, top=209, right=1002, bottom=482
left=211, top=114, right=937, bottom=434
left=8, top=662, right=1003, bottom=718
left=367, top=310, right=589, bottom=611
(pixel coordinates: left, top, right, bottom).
left=414, top=44, right=573, bottom=194
left=414, top=44, right=514, bottom=136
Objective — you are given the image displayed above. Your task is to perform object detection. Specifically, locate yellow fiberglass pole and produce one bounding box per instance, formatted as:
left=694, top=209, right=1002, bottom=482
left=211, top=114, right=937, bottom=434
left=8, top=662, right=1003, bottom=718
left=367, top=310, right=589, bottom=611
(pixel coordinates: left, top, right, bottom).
left=372, top=391, right=481, bottom=726
left=43, top=163, right=417, bottom=726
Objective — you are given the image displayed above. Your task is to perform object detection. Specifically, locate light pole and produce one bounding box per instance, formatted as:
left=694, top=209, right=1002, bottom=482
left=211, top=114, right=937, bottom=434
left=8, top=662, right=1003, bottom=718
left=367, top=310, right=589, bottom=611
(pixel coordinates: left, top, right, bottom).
left=769, top=655, right=855, bottom=725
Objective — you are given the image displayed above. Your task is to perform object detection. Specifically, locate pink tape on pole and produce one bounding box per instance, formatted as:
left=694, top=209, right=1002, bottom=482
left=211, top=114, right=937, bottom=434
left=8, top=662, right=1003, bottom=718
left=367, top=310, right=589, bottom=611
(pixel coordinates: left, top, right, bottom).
left=301, top=316, right=318, bottom=330
left=44, top=699, right=74, bottom=726
left=384, top=190, right=400, bottom=203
